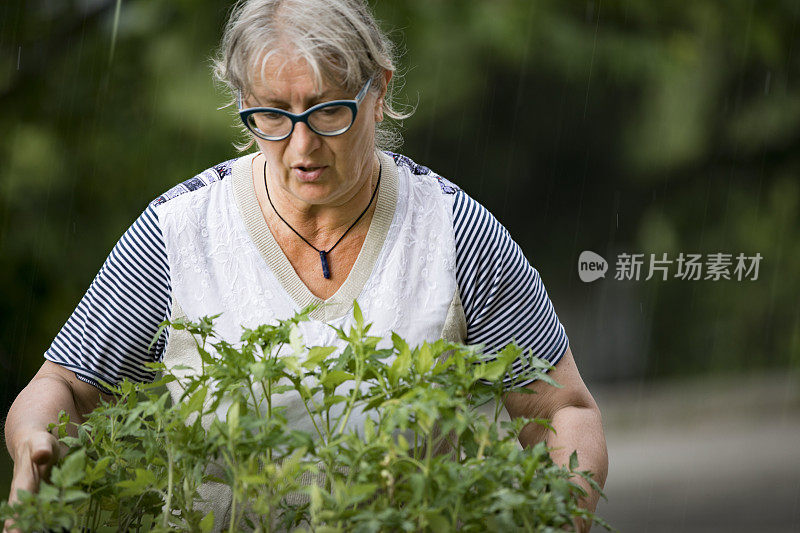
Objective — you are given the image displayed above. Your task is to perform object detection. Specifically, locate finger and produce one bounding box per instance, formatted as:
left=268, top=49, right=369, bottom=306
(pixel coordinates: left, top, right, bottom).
left=8, top=434, right=56, bottom=504
left=8, top=478, right=33, bottom=504
left=29, top=434, right=59, bottom=466
left=4, top=516, right=24, bottom=533
left=8, top=455, right=37, bottom=505
left=6, top=456, right=42, bottom=533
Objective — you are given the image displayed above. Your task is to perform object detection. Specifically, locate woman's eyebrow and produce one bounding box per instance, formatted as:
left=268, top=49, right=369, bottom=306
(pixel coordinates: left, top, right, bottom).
left=250, top=90, right=341, bottom=107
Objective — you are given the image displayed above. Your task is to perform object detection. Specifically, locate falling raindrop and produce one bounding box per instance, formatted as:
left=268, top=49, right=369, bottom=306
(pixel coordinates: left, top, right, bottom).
left=108, top=0, right=122, bottom=66
left=583, top=0, right=602, bottom=121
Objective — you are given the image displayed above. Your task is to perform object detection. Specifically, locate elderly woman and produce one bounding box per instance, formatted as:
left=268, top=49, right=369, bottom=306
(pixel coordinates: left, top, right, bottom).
left=4, top=0, right=607, bottom=530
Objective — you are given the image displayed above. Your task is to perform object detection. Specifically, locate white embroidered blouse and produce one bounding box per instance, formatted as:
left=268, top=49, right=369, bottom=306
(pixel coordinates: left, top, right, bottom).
left=44, top=150, right=570, bottom=431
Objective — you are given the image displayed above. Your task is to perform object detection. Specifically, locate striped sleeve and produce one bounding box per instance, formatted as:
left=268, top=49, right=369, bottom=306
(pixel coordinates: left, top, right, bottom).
left=453, top=190, right=569, bottom=388
left=44, top=203, right=172, bottom=393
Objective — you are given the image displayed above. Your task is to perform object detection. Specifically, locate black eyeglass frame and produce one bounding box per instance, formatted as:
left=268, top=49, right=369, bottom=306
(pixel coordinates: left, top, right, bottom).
left=237, top=78, right=372, bottom=141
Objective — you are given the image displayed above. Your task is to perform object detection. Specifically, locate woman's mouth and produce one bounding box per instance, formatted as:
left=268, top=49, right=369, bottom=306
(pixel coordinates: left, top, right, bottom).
left=293, top=166, right=326, bottom=182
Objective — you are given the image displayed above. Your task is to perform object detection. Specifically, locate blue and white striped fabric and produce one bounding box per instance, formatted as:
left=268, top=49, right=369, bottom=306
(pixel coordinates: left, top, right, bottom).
left=389, top=152, right=568, bottom=387
left=44, top=155, right=568, bottom=393
left=453, top=190, right=568, bottom=387
left=44, top=206, right=172, bottom=393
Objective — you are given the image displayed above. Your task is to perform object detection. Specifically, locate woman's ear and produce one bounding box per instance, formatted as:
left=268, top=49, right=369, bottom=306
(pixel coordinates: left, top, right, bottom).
left=374, top=69, right=393, bottom=122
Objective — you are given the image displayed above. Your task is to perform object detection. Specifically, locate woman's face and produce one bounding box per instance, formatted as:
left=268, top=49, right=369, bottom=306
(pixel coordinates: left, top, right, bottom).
left=245, top=53, right=386, bottom=211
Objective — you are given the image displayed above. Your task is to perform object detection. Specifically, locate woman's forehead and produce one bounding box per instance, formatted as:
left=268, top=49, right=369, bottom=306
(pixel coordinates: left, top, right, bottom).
left=247, top=51, right=346, bottom=102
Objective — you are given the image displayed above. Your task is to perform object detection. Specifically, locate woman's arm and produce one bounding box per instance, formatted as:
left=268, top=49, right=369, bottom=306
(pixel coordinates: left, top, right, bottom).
left=444, top=183, right=606, bottom=529
left=4, top=361, right=113, bottom=512
left=503, top=346, right=608, bottom=532
left=3, top=203, right=169, bottom=533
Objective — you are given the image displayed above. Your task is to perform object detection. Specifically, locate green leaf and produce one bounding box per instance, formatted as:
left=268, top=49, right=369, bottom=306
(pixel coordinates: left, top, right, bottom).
left=199, top=511, right=215, bottom=533
left=390, top=334, right=412, bottom=384
left=534, top=418, right=556, bottom=435
left=526, top=353, right=557, bottom=370
left=38, top=483, right=59, bottom=501
left=181, top=385, right=207, bottom=417
left=48, top=410, right=70, bottom=439
left=50, top=449, right=86, bottom=488
left=346, top=483, right=378, bottom=504
left=531, top=372, right=563, bottom=389
left=321, top=370, right=354, bottom=389
left=426, top=511, right=450, bottom=531
left=396, top=433, right=409, bottom=451
left=474, top=344, right=527, bottom=383
left=431, top=354, right=455, bottom=375
left=270, top=384, right=295, bottom=394
left=303, top=346, right=337, bottom=369
left=409, top=473, right=425, bottom=503
left=59, top=436, right=81, bottom=448
left=363, top=417, right=375, bottom=442
left=148, top=320, right=170, bottom=351
left=116, top=468, right=158, bottom=497
left=142, top=360, right=168, bottom=372
left=496, top=343, right=523, bottom=369
left=473, top=358, right=507, bottom=383
left=323, top=395, right=349, bottom=409
left=84, top=456, right=114, bottom=484
left=569, top=450, right=579, bottom=470
left=353, top=300, right=364, bottom=331
left=290, top=324, right=304, bottom=355
left=61, top=488, right=90, bottom=504
left=197, top=346, right=215, bottom=365
left=227, top=402, right=240, bottom=436
left=391, top=331, right=409, bottom=353
left=417, top=343, right=433, bottom=375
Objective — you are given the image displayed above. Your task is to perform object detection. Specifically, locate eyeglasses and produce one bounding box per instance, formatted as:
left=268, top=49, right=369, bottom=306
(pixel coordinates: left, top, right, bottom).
left=238, top=79, right=372, bottom=141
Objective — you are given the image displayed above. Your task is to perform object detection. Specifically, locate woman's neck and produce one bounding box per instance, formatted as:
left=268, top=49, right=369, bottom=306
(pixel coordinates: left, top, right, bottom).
left=254, top=152, right=380, bottom=247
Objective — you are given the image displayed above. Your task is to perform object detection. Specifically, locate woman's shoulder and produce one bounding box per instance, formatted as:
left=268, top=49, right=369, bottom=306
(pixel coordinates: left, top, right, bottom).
left=384, top=151, right=499, bottom=227
left=149, top=155, right=246, bottom=210
left=384, top=151, right=460, bottom=196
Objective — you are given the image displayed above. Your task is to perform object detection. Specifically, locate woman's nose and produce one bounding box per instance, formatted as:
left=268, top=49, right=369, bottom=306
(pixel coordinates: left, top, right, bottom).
left=288, top=121, right=322, bottom=154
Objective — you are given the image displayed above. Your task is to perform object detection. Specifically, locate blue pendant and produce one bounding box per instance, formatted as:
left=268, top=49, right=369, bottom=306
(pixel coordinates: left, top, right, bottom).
left=320, top=250, right=331, bottom=279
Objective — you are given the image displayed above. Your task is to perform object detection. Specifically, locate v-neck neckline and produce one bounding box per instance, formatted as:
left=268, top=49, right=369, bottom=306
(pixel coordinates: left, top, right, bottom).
left=231, top=150, right=399, bottom=322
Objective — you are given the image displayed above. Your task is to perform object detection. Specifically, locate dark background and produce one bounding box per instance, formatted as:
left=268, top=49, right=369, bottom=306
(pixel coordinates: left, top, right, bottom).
left=2, top=1, right=799, bottom=530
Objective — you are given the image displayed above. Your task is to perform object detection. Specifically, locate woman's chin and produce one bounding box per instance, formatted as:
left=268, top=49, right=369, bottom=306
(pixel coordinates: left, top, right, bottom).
left=289, top=184, right=337, bottom=207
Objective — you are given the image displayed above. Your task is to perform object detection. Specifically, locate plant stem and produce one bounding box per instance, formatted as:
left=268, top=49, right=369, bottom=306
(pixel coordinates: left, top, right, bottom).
left=83, top=495, right=92, bottom=531
left=162, top=447, right=174, bottom=529
left=267, top=378, right=273, bottom=464
left=395, top=455, right=426, bottom=472
left=335, top=348, right=364, bottom=436
left=300, top=394, right=325, bottom=443
left=92, top=495, right=101, bottom=531
left=228, top=483, right=238, bottom=532
left=494, top=392, right=506, bottom=423
left=248, top=380, right=262, bottom=418
left=86, top=497, right=100, bottom=531
left=326, top=405, right=331, bottom=438
left=335, top=378, right=361, bottom=437
left=423, top=430, right=432, bottom=515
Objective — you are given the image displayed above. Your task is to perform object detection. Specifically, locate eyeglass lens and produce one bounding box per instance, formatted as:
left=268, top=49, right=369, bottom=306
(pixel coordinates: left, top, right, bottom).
left=247, top=105, right=355, bottom=139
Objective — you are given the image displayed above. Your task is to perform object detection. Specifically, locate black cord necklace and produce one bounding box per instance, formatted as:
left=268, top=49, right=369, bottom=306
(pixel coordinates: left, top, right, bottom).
left=263, top=160, right=381, bottom=280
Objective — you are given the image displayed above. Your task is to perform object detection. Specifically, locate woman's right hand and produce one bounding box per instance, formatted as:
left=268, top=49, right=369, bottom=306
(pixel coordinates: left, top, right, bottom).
left=9, top=429, right=62, bottom=500
left=4, top=430, right=62, bottom=533
left=3, top=361, right=109, bottom=533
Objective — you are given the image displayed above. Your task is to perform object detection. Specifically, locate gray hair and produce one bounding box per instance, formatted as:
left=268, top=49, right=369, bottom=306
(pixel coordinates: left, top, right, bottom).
left=212, top=0, right=412, bottom=151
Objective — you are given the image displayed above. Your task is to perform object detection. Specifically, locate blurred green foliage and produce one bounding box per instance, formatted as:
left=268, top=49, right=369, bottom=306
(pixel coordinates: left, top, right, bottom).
left=1, top=0, right=799, bottom=421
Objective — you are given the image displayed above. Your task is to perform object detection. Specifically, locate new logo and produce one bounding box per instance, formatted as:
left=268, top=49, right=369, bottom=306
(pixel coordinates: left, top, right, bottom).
left=578, top=251, right=608, bottom=283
